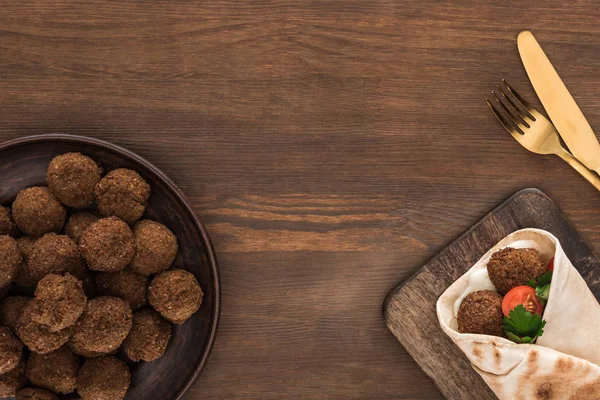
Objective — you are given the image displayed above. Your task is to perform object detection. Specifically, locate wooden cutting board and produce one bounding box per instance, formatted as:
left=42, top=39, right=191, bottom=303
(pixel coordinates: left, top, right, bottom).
left=383, top=188, right=600, bottom=400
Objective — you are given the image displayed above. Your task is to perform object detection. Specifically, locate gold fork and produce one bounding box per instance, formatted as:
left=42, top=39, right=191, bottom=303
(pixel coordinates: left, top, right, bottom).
left=487, top=80, right=600, bottom=191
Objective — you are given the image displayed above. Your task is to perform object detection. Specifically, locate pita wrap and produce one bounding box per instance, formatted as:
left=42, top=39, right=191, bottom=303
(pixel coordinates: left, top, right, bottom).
left=437, top=228, right=600, bottom=399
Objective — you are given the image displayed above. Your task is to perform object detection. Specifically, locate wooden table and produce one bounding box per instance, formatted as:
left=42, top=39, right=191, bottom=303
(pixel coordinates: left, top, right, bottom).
left=2, top=2, right=600, bottom=399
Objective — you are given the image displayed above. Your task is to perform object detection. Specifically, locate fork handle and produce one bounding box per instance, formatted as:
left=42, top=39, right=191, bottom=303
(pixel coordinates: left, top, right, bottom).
left=557, top=150, right=600, bottom=191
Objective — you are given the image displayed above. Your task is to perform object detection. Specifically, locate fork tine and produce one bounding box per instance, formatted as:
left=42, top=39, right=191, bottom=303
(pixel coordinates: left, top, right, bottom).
left=486, top=98, right=521, bottom=137
left=496, top=84, right=531, bottom=127
left=502, top=79, right=536, bottom=120
left=491, top=91, right=527, bottom=133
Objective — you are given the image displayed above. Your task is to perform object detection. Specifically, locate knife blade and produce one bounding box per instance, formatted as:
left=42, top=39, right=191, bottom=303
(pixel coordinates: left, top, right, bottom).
left=517, top=30, right=600, bottom=174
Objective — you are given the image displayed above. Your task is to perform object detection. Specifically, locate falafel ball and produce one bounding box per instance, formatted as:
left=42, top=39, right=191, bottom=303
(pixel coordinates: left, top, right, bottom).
left=130, top=220, right=178, bottom=276
left=457, top=290, right=505, bottom=336
left=17, top=387, right=60, bottom=400
left=0, top=297, right=30, bottom=331
left=30, top=274, right=87, bottom=332
left=0, top=206, right=17, bottom=237
left=79, top=217, right=135, bottom=272
left=0, top=327, right=23, bottom=374
left=47, top=153, right=102, bottom=208
left=0, top=235, right=22, bottom=289
left=123, top=308, right=171, bottom=362
left=487, top=247, right=547, bottom=294
left=77, top=357, right=130, bottom=400
left=15, top=303, right=73, bottom=354
left=15, top=237, right=38, bottom=288
left=95, top=269, right=148, bottom=310
left=12, top=187, right=66, bottom=237
left=0, top=356, right=26, bottom=397
left=26, top=346, right=78, bottom=394
left=63, top=212, right=99, bottom=244
left=95, top=169, right=150, bottom=224
left=28, top=234, right=82, bottom=280
left=148, top=269, right=203, bottom=324
left=69, top=297, right=132, bottom=356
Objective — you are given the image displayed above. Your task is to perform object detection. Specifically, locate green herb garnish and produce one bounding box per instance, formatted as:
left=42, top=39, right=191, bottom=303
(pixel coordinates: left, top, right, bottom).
left=526, top=270, right=552, bottom=303
left=537, top=271, right=553, bottom=287
left=502, top=304, right=546, bottom=344
left=527, top=270, right=552, bottom=287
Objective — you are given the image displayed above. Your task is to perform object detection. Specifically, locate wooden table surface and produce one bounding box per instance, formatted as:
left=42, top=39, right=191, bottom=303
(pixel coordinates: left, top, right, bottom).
left=2, top=2, right=600, bottom=399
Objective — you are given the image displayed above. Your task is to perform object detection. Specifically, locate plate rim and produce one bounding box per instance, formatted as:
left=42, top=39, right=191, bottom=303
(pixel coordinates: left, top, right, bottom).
left=0, top=133, right=221, bottom=400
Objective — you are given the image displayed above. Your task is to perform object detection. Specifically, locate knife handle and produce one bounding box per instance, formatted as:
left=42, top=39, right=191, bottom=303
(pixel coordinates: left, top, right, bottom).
left=557, top=150, right=600, bottom=192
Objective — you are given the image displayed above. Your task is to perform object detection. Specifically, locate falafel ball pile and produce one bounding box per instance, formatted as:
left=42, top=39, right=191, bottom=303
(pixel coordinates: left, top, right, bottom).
left=0, top=152, right=204, bottom=398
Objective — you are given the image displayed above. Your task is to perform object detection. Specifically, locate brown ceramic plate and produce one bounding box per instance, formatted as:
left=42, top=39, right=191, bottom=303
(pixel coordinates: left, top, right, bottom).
left=0, top=134, right=220, bottom=400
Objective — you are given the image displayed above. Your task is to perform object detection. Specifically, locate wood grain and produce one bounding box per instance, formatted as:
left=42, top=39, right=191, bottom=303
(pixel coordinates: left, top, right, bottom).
left=384, top=189, right=600, bottom=399
left=2, top=1, right=600, bottom=399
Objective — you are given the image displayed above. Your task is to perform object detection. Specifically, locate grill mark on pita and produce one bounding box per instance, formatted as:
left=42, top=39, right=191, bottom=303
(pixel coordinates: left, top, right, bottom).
left=581, top=363, right=591, bottom=376
left=536, top=382, right=552, bottom=400
left=571, top=378, right=600, bottom=399
left=522, top=362, right=597, bottom=400
left=472, top=345, right=483, bottom=359
left=493, top=347, right=501, bottom=367
left=528, top=349, right=539, bottom=375
left=555, top=357, right=575, bottom=373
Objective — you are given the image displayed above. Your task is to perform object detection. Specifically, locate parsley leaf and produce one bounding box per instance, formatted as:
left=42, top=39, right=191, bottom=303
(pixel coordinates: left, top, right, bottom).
left=505, top=332, right=536, bottom=344
left=502, top=304, right=546, bottom=343
left=527, top=270, right=552, bottom=288
left=537, top=271, right=553, bottom=287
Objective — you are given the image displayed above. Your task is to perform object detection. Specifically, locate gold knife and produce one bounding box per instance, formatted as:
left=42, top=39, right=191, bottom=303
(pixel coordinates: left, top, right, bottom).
left=517, top=30, right=600, bottom=174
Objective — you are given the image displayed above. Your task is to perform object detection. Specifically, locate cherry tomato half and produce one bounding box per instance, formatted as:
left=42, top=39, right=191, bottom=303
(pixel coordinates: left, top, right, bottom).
left=547, top=257, right=554, bottom=271
left=501, top=286, right=544, bottom=317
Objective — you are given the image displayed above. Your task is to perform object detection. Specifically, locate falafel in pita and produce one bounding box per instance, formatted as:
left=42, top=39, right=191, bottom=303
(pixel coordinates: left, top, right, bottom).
left=437, top=229, right=600, bottom=399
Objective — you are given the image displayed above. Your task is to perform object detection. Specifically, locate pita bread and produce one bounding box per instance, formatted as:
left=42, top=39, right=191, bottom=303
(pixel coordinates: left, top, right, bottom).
left=437, top=229, right=600, bottom=399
